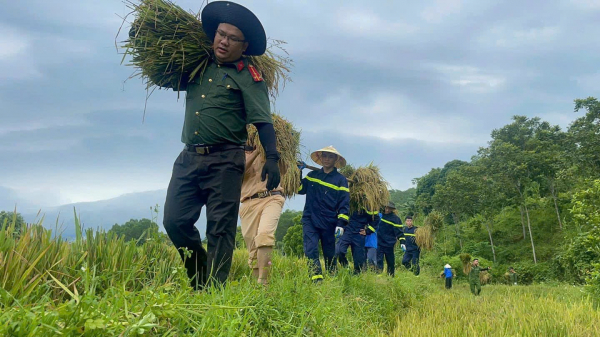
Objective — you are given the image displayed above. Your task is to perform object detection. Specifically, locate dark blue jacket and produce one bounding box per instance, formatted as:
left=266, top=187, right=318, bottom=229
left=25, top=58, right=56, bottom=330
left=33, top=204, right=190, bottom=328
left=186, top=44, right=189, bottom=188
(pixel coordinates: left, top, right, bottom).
left=399, top=226, right=419, bottom=252
left=377, top=213, right=403, bottom=247
left=345, top=210, right=380, bottom=235
left=298, top=168, right=350, bottom=230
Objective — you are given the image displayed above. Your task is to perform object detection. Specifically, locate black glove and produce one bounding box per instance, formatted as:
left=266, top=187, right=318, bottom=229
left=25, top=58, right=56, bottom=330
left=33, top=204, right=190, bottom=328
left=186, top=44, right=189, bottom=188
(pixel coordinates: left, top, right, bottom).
left=261, top=158, right=281, bottom=190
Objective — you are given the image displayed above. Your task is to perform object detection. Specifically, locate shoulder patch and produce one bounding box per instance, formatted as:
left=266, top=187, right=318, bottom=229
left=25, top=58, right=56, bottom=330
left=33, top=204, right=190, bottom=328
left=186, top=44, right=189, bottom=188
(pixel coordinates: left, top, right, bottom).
left=247, top=65, right=264, bottom=82
left=236, top=60, right=245, bottom=72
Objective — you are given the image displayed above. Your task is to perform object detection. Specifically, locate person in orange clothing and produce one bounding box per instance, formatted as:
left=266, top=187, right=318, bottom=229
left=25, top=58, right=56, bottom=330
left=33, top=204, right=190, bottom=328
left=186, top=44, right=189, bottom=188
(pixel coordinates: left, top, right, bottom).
left=239, top=146, right=286, bottom=286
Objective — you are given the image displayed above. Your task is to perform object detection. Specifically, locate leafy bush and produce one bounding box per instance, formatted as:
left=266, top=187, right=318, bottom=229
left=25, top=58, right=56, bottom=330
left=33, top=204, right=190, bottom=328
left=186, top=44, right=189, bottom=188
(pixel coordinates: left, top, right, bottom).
left=282, top=223, right=303, bottom=257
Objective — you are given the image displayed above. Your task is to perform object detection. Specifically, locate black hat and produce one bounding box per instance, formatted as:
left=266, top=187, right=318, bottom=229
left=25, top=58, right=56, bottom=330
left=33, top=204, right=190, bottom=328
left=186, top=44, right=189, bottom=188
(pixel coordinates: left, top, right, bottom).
left=201, top=1, right=267, bottom=56
left=387, top=201, right=396, bottom=209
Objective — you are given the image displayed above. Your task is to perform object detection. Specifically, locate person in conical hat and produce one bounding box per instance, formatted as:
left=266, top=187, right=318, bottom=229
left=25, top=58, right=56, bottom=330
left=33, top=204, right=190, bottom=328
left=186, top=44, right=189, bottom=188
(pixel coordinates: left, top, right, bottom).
left=162, top=1, right=281, bottom=291
left=310, top=145, right=347, bottom=168
left=440, top=263, right=455, bottom=289
left=297, top=145, right=350, bottom=282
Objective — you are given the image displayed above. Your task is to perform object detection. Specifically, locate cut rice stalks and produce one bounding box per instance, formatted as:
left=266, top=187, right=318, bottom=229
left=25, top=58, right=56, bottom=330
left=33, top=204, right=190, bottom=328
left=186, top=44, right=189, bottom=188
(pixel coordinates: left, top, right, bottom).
left=460, top=253, right=472, bottom=275
left=118, top=0, right=292, bottom=99
left=340, top=163, right=389, bottom=214
left=247, top=113, right=301, bottom=198
left=415, top=225, right=434, bottom=251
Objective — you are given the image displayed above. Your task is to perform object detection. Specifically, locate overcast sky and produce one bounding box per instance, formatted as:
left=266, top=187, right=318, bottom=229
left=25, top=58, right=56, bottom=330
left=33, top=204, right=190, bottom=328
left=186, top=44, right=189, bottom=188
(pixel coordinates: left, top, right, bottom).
left=1, top=0, right=599, bottom=210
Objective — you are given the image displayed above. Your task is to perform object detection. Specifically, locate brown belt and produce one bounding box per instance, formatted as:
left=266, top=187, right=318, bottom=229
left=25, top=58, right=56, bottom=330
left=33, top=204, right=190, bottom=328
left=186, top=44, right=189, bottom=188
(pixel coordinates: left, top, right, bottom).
left=247, top=190, right=283, bottom=200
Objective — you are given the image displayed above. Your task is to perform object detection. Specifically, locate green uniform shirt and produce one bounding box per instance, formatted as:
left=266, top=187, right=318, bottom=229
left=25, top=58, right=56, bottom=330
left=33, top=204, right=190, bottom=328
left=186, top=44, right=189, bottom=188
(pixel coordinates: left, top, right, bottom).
left=468, top=265, right=489, bottom=282
left=509, top=271, right=517, bottom=283
left=181, top=58, right=272, bottom=145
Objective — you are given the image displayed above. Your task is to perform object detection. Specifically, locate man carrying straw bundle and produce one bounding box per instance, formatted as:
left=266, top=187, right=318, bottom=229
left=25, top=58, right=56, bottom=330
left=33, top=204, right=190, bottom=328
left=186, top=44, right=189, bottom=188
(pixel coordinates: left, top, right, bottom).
left=298, top=146, right=350, bottom=282
left=239, top=147, right=285, bottom=286
left=400, top=216, right=421, bottom=275
left=239, top=115, right=299, bottom=286
left=468, top=259, right=492, bottom=296
left=376, top=202, right=403, bottom=276
left=162, top=1, right=281, bottom=290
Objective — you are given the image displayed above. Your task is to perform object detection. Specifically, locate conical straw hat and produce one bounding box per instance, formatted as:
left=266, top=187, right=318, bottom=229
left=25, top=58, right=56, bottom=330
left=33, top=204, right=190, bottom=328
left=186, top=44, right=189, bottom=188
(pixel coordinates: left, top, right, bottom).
left=310, top=145, right=347, bottom=168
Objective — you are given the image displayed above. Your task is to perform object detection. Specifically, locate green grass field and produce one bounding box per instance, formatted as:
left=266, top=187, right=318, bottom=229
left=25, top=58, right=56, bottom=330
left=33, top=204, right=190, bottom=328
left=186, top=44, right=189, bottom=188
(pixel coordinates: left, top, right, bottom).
left=0, top=221, right=598, bottom=336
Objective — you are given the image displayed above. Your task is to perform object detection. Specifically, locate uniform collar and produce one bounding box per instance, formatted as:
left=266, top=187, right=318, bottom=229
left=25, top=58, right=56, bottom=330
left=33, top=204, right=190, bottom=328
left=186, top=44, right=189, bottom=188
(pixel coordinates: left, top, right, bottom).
left=320, top=167, right=338, bottom=176
left=211, top=53, right=247, bottom=72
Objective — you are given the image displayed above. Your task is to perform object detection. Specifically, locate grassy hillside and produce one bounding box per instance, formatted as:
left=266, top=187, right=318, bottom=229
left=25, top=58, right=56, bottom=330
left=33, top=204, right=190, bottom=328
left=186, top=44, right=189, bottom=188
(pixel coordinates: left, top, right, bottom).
left=0, top=221, right=597, bottom=336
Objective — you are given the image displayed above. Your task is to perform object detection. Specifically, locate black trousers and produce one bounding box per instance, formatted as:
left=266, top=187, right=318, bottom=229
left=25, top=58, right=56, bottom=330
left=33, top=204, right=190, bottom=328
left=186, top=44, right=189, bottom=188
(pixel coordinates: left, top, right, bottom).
left=303, top=223, right=337, bottom=279
left=337, top=232, right=366, bottom=274
left=402, top=250, right=420, bottom=275
left=377, top=245, right=395, bottom=276
left=163, top=149, right=245, bottom=289
left=445, top=277, right=453, bottom=289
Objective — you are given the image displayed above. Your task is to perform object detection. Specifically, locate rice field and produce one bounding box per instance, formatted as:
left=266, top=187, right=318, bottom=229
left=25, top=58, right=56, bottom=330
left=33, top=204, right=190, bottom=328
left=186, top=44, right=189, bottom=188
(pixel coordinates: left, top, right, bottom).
left=394, top=284, right=599, bottom=337
left=0, top=218, right=597, bottom=336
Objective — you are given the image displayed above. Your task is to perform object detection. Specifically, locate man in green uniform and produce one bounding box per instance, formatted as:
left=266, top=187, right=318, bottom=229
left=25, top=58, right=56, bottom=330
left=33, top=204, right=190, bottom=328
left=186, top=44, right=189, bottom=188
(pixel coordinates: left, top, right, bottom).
left=468, top=259, right=491, bottom=296
left=162, top=1, right=281, bottom=290
left=508, top=267, right=518, bottom=285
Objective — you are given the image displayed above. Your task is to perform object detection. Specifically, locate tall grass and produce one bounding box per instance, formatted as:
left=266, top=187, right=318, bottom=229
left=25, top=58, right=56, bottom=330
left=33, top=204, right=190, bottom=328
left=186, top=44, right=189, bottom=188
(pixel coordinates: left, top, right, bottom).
left=0, top=213, right=429, bottom=336
left=1, top=212, right=598, bottom=336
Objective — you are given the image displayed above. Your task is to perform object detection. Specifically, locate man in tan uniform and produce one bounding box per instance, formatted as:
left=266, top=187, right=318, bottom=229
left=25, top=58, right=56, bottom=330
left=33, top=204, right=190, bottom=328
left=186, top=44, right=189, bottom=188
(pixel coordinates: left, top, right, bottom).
left=239, top=147, right=286, bottom=285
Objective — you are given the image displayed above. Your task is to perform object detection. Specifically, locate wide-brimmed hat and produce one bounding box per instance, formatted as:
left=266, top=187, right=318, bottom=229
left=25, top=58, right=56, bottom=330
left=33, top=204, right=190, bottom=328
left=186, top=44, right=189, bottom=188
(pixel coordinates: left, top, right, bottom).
left=310, top=145, right=347, bottom=168
left=444, top=264, right=451, bottom=268
left=386, top=201, right=396, bottom=209
left=201, top=1, right=267, bottom=56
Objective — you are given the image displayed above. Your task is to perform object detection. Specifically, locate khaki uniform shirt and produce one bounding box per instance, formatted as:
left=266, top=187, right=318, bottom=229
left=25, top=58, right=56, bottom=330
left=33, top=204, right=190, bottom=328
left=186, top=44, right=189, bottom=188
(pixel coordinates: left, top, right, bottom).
left=241, top=149, right=284, bottom=202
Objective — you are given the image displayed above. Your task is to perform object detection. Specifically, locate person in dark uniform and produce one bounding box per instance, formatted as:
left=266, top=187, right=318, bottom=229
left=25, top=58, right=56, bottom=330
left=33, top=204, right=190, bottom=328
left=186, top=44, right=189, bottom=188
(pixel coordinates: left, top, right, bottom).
left=162, top=1, right=281, bottom=290
left=298, top=146, right=350, bottom=282
left=399, top=216, right=420, bottom=275
left=337, top=208, right=379, bottom=274
left=376, top=202, right=403, bottom=276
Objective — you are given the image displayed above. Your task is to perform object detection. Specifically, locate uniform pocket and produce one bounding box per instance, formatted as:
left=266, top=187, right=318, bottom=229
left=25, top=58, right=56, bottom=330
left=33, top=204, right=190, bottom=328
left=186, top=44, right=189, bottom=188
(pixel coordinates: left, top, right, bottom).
left=214, top=77, right=242, bottom=107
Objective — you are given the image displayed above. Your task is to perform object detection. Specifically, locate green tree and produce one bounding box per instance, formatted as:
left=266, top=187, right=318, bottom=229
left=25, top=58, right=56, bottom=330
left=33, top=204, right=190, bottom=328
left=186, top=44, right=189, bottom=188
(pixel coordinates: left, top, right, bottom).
left=559, top=179, right=600, bottom=286
left=481, top=116, right=553, bottom=264
left=282, top=214, right=304, bottom=257
left=389, top=188, right=416, bottom=207
left=235, top=226, right=245, bottom=249
left=568, top=97, right=600, bottom=177
left=414, top=168, right=441, bottom=216
left=275, top=209, right=302, bottom=243
left=108, top=218, right=158, bottom=245
left=0, top=211, right=25, bottom=233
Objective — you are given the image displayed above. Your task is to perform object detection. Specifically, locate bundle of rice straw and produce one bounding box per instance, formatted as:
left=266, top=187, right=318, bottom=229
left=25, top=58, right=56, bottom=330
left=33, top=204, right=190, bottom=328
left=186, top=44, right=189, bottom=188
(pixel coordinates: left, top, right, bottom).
left=339, top=163, right=389, bottom=214
left=479, top=271, right=491, bottom=284
left=415, top=226, right=434, bottom=251
left=424, top=210, right=444, bottom=234
left=247, top=113, right=301, bottom=198
left=119, top=0, right=292, bottom=99
left=460, top=253, right=472, bottom=275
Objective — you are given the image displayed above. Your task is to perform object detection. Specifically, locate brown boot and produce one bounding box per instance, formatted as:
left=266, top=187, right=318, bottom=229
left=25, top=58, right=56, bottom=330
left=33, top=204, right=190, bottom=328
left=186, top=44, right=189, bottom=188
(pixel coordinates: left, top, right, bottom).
left=257, top=246, right=273, bottom=286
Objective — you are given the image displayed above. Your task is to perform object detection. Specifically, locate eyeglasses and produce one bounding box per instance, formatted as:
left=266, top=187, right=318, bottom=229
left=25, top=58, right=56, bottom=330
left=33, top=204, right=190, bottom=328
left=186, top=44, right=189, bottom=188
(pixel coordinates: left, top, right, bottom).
left=215, top=29, right=245, bottom=44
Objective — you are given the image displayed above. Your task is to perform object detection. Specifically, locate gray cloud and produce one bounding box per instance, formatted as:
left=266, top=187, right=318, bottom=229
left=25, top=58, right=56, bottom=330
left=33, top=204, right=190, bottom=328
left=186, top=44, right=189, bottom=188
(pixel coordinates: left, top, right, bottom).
left=1, top=0, right=599, bottom=212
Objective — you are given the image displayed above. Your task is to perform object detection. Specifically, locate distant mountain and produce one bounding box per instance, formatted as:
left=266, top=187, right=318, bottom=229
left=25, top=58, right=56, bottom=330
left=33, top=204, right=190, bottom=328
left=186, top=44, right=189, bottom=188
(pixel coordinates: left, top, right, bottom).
left=19, top=189, right=171, bottom=238
left=11, top=189, right=306, bottom=239
left=0, top=186, right=36, bottom=212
